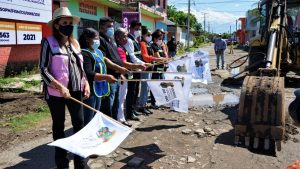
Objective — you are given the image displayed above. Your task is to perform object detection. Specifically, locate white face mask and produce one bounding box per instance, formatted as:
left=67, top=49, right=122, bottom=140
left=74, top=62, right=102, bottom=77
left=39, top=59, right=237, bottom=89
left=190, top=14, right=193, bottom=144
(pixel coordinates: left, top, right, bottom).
left=92, top=39, right=100, bottom=50
left=145, top=36, right=152, bottom=43
left=134, top=30, right=141, bottom=38
left=156, top=39, right=162, bottom=45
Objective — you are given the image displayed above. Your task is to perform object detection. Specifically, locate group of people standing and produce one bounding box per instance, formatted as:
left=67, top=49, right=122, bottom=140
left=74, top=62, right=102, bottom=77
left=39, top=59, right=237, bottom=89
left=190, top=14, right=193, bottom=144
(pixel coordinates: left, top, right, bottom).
left=39, top=7, right=175, bottom=169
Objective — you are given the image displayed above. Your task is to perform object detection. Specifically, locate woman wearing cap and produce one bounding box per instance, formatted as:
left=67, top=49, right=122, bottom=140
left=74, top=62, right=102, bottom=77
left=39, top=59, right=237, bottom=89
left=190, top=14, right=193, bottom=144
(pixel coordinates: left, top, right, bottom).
left=78, top=28, right=117, bottom=126
left=39, top=7, right=89, bottom=169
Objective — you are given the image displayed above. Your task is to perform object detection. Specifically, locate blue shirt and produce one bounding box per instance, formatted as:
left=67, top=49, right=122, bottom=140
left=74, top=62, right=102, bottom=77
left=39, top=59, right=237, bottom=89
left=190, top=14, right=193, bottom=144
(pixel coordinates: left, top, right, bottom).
left=214, top=38, right=227, bottom=51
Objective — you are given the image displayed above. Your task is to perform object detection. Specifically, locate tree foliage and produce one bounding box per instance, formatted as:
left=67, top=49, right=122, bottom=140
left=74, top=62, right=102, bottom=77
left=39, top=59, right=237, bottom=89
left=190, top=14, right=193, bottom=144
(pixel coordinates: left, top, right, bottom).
left=167, top=5, right=201, bottom=30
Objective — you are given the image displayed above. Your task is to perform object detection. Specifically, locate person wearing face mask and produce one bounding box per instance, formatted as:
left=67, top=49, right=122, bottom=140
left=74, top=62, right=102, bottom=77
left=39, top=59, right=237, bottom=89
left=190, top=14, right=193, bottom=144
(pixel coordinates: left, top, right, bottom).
left=98, top=16, right=130, bottom=120
left=214, top=33, right=227, bottom=69
left=149, top=29, right=167, bottom=109
left=138, top=26, right=167, bottom=112
left=114, top=28, right=147, bottom=124
left=39, top=7, right=90, bottom=169
left=78, top=28, right=118, bottom=126
left=159, top=29, right=169, bottom=58
left=124, top=20, right=152, bottom=117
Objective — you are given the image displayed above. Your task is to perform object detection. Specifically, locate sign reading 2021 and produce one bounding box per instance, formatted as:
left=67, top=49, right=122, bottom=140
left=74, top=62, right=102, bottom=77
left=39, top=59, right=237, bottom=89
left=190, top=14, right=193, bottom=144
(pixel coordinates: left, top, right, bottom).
left=0, top=0, right=52, bottom=23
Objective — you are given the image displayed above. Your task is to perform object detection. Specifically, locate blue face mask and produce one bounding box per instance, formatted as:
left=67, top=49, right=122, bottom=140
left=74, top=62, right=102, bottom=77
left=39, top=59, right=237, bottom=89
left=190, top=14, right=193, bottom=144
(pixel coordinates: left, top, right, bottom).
left=106, top=27, right=114, bottom=37
left=92, top=40, right=100, bottom=50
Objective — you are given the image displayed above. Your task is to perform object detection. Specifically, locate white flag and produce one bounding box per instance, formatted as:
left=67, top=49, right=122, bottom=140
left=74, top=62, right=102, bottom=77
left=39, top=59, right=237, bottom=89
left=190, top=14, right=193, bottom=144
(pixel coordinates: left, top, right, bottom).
left=48, top=112, right=132, bottom=158
left=191, top=49, right=212, bottom=83
left=168, top=56, right=192, bottom=73
left=164, top=73, right=192, bottom=113
left=147, top=81, right=185, bottom=106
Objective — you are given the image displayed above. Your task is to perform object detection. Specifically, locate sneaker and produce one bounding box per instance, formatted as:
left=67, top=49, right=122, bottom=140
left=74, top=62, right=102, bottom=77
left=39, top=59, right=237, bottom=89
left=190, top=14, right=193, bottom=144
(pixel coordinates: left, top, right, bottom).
left=127, top=114, right=140, bottom=121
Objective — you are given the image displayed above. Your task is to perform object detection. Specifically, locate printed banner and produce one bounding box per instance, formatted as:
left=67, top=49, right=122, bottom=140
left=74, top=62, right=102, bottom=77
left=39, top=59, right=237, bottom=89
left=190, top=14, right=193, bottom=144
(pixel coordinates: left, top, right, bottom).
left=0, top=21, right=16, bottom=45
left=122, top=12, right=139, bottom=31
left=168, top=56, right=193, bottom=73
left=147, top=81, right=185, bottom=106
left=0, top=0, right=52, bottom=23
left=164, top=73, right=192, bottom=113
left=49, top=112, right=132, bottom=158
left=16, top=23, right=42, bottom=44
left=191, top=49, right=212, bottom=84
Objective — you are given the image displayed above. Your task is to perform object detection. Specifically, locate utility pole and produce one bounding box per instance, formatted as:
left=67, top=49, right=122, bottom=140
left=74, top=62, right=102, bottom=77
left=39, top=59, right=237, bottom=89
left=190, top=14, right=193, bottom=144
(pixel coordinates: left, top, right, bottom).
left=208, top=22, right=210, bottom=33
left=187, top=0, right=191, bottom=48
left=203, top=13, right=208, bottom=33
left=230, top=25, right=232, bottom=36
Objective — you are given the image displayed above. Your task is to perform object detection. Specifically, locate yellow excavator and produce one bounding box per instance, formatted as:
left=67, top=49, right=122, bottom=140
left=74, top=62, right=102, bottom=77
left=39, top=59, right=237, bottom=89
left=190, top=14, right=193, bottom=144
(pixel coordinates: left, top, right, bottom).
left=234, top=0, right=300, bottom=152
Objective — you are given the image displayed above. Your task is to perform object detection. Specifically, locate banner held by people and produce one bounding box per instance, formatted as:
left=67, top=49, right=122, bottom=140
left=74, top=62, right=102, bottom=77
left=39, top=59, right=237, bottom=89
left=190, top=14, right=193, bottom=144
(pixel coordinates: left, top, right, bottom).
left=164, top=73, right=192, bottom=113
left=48, top=112, right=132, bottom=158
left=147, top=80, right=185, bottom=106
left=191, top=49, right=212, bottom=84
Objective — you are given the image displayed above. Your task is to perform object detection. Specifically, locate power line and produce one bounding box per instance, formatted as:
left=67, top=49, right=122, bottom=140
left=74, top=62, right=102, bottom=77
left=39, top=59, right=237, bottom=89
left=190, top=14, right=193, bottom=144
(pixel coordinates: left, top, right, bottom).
left=177, top=0, right=256, bottom=4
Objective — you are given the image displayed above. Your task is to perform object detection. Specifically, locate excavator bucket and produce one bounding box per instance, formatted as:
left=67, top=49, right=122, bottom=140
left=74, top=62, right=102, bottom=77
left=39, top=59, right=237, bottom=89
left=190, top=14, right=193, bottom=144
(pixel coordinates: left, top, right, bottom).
left=235, top=75, right=285, bottom=152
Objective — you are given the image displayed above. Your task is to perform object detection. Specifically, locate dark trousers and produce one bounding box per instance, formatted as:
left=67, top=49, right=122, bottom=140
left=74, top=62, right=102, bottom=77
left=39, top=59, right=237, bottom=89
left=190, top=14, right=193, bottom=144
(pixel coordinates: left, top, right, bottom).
left=100, top=82, right=120, bottom=120
left=46, top=92, right=86, bottom=169
left=126, top=73, right=140, bottom=118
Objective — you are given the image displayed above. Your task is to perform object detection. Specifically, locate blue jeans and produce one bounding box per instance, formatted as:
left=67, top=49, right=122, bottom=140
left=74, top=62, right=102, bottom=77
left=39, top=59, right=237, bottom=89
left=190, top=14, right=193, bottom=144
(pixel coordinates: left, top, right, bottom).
left=216, top=53, right=224, bottom=68
left=83, top=92, right=101, bottom=126
left=139, top=73, right=150, bottom=107
left=100, top=82, right=120, bottom=120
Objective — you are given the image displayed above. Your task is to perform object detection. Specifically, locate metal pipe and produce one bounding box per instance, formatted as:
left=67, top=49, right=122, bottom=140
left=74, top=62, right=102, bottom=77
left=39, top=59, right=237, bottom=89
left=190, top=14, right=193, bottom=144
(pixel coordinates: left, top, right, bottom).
left=266, top=30, right=277, bottom=68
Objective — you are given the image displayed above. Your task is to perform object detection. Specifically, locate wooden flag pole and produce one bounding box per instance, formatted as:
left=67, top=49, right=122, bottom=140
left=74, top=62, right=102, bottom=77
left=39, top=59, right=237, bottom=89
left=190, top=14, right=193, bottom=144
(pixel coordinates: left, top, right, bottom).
left=68, top=97, right=131, bottom=129
left=116, top=79, right=183, bottom=82
left=129, top=71, right=192, bottom=74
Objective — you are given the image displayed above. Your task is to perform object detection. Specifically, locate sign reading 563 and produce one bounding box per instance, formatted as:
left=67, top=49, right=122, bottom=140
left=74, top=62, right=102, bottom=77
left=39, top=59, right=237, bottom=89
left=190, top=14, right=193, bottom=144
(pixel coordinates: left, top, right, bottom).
left=17, top=23, right=42, bottom=44
left=0, top=21, right=16, bottom=45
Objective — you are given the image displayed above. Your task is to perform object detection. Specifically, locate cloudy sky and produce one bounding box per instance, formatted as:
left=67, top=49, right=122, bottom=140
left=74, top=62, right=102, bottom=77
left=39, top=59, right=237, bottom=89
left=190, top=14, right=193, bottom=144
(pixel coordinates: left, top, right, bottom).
left=168, top=0, right=258, bottom=33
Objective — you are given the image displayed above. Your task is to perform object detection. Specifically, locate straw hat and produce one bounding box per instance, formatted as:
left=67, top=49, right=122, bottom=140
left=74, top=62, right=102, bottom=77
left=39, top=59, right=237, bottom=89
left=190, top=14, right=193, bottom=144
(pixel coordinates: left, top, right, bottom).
left=48, top=7, right=80, bottom=27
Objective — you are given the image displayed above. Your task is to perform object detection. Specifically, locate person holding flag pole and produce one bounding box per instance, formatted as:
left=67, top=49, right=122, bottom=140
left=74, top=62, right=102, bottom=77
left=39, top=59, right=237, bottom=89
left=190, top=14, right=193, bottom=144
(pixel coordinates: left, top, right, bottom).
left=114, top=28, right=147, bottom=124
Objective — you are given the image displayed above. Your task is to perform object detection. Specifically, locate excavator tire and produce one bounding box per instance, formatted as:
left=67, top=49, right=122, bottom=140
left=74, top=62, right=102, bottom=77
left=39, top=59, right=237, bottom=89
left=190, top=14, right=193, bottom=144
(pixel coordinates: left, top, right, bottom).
left=234, top=75, right=285, bottom=152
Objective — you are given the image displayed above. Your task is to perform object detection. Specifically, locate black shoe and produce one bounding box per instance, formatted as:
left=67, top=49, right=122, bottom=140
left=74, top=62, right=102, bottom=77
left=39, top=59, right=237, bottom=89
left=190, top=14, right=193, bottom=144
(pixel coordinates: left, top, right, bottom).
left=127, top=114, right=140, bottom=121
left=149, top=105, right=159, bottom=109
left=132, top=110, right=143, bottom=116
left=145, top=108, right=153, bottom=114
left=140, top=108, right=151, bottom=115
left=122, top=121, right=132, bottom=127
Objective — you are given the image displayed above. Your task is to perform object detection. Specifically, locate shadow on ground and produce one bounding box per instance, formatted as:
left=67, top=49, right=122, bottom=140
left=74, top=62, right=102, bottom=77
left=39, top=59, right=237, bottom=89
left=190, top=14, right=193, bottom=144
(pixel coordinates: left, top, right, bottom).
left=4, top=128, right=74, bottom=169
left=119, top=144, right=165, bottom=169
left=135, top=124, right=185, bottom=132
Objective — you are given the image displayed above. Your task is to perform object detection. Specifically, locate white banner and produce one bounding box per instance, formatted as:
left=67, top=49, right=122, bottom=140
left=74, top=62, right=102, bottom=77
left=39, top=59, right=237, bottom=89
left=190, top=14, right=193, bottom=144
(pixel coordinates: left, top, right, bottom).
left=0, top=21, right=16, bottom=45
left=0, top=0, right=52, bottom=23
left=164, top=73, right=192, bottom=113
left=48, top=112, right=132, bottom=158
left=147, top=81, right=185, bottom=106
left=168, top=56, right=193, bottom=73
left=16, top=23, right=42, bottom=44
left=191, top=49, right=212, bottom=84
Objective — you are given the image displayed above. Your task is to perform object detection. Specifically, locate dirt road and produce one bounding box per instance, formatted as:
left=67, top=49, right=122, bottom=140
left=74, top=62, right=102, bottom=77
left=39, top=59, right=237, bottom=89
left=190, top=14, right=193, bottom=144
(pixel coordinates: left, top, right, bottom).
left=0, top=45, right=299, bottom=169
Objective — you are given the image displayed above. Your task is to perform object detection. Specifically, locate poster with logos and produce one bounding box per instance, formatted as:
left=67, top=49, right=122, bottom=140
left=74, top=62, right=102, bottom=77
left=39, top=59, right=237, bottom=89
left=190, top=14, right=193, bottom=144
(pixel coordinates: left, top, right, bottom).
left=0, top=0, right=52, bottom=23
left=122, top=12, right=139, bottom=31
left=0, top=21, right=16, bottom=45
left=16, top=23, right=42, bottom=44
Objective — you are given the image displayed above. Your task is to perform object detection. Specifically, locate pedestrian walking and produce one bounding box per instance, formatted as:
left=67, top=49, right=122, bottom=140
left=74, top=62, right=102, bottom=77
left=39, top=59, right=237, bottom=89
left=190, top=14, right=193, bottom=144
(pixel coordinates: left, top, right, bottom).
left=214, top=34, right=227, bottom=69
left=39, top=7, right=90, bottom=169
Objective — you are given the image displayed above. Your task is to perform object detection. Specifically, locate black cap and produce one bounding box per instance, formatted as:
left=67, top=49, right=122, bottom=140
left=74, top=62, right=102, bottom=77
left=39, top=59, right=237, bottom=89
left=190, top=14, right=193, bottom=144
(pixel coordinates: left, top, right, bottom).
left=130, top=20, right=142, bottom=28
